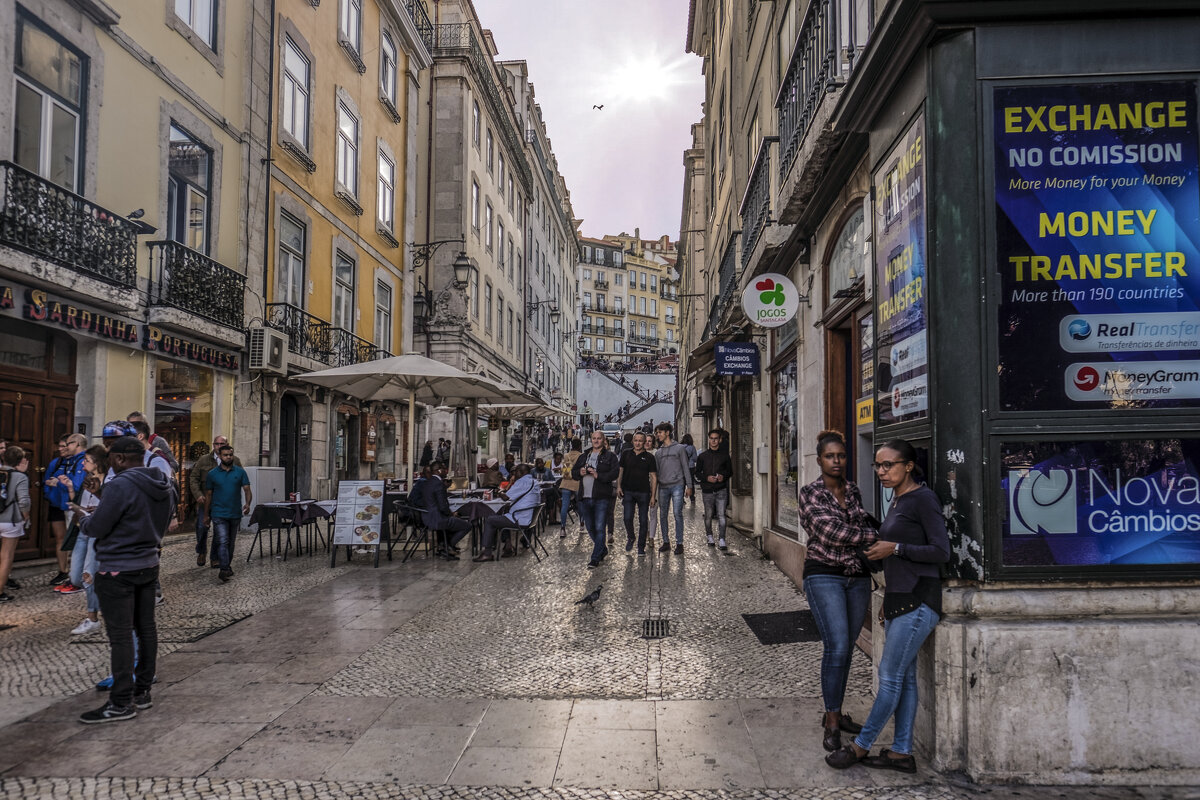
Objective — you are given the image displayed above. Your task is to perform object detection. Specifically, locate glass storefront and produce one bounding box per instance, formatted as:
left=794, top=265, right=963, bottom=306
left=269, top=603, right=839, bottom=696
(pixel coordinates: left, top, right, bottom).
left=156, top=362, right=214, bottom=518
left=773, top=358, right=799, bottom=535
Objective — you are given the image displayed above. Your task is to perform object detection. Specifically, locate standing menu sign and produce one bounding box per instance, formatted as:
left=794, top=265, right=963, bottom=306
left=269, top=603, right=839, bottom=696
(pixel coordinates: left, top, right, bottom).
left=874, top=112, right=929, bottom=425
left=994, top=80, right=1200, bottom=410
left=333, top=481, right=385, bottom=547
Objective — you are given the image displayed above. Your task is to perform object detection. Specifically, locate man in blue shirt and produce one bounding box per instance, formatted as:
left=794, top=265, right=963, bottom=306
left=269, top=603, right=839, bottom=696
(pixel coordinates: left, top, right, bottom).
left=203, top=444, right=251, bottom=582
left=474, top=464, right=540, bottom=561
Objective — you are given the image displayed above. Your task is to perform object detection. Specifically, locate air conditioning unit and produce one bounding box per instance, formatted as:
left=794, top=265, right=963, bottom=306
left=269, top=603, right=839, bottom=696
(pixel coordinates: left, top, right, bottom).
left=248, top=326, right=288, bottom=376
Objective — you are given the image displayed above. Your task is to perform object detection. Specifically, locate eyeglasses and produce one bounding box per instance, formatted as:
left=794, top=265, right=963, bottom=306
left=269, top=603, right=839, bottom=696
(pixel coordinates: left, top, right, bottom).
left=872, top=460, right=907, bottom=472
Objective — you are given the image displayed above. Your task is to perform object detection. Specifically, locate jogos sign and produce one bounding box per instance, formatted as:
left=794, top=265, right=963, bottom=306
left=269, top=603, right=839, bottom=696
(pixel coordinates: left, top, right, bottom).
left=742, top=273, right=800, bottom=328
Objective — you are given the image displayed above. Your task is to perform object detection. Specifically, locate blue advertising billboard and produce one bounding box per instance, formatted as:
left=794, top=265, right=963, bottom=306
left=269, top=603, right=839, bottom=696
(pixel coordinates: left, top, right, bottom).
left=1002, top=438, right=1200, bottom=569
left=875, top=113, right=929, bottom=424
left=715, top=342, right=760, bottom=375
left=994, top=80, right=1200, bottom=410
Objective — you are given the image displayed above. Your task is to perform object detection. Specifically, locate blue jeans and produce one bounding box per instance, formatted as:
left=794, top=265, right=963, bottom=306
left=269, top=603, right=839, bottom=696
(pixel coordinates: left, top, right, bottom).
left=657, top=484, right=686, bottom=544
left=559, top=488, right=574, bottom=525
left=194, top=502, right=218, bottom=561
left=854, top=603, right=940, bottom=756
left=622, top=490, right=651, bottom=550
left=803, top=574, right=872, bottom=712
left=578, top=497, right=610, bottom=562
left=69, top=533, right=99, bottom=614
left=210, top=517, right=240, bottom=570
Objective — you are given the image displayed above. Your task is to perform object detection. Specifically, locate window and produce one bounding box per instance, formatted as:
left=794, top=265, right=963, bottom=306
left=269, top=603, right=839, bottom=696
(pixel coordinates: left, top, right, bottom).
left=596, top=337, right=605, bottom=353
left=640, top=296, right=646, bottom=315
left=583, top=291, right=591, bottom=308
left=583, top=269, right=591, bottom=280
left=281, top=37, right=309, bottom=147
left=596, top=249, right=605, bottom=265
left=498, top=153, right=505, bottom=188
left=596, top=270, right=605, bottom=283
left=507, top=175, right=514, bottom=209
left=380, top=31, right=398, bottom=109
left=614, top=251, right=622, bottom=266
left=614, top=340, right=623, bottom=354
left=333, top=251, right=355, bottom=331
left=336, top=102, right=358, bottom=195
left=667, top=329, right=674, bottom=342
left=338, top=0, right=362, bottom=52
left=615, top=273, right=623, bottom=286
left=650, top=299, right=657, bottom=316
left=583, top=337, right=592, bottom=351
left=13, top=15, right=85, bottom=191
left=629, top=269, right=636, bottom=284
left=374, top=280, right=392, bottom=352
left=278, top=212, right=306, bottom=307
left=377, top=150, right=395, bottom=229
left=639, top=321, right=646, bottom=336
left=650, top=275, right=658, bottom=291
left=485, top=202, right=494, bottom=250
left=507, top=307, right=514, bottom=352
left=508, top=238, right=515, bottom=282
left=516, top=253, right=523, bottom=286
left=485, top=129, right=494, bottom=173
left=497, top=293, right=504, bottom=346
left=651, top=323, right=658, bottom=340
left=471, top=180, right=480, bottom=230
left=174, top=0, right=217, bottom=49
left=614, top=296, right=623, bottom=313
left=582, top=246, right=591, bottom=261
left=640, top=272, right=647, bottom=290
left=472, top=101, right=481, bottom=147
left=484, top=281, right=493, bottom=331
left=167, top=124, right=211, bottom=254
left=497, top=221, right=506, bottom=266
left=470, top=271, right=479, bottom=318
left=597, top=295, right=606, bottom=312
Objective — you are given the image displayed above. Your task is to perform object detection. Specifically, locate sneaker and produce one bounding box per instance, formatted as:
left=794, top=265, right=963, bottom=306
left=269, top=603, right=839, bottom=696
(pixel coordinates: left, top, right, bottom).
left=658, top=541, right=671, bottom=553
left=218, top=569, right=233, bottom=582
left=637, top=549, right=646, bottom=556
left=707, top=535, right=715, bottom=547
left=674, top=543, right=684, bottom=555
left=559, top=531, right=567, bottom=539
left=79, top=702, right=136, bottom=724
left=625, top=536, right=634, bottom=552
left=0, top=592, right=13, bottom=603
left=96, top=675, right=114, bottom=691
left=587, top=560, right=599, bottom=569
left=55, top=583, right=83, bottom=595
left=72, top=618, right=102, bottom=636
left=155, top=593, right=165, bottom=605
left=718, top=539, right=727, bottom=551
left=49, top=571, right=70, bottom=586
left=132, top=692, right=152, bottom=710
left=6, top=578, right=19, bottom=589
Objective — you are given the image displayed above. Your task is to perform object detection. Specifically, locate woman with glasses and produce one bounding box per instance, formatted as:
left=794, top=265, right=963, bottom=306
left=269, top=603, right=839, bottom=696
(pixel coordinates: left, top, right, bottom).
left=797, top=429, right=876, bottom=753
left=826, top=438, right=950, bottom=774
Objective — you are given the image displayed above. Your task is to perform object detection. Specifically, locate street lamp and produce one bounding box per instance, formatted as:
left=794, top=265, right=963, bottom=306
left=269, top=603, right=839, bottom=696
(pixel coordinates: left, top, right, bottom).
left=409, top=237, right=465, bottom=270
left=526, top=298, right=560, bottom=323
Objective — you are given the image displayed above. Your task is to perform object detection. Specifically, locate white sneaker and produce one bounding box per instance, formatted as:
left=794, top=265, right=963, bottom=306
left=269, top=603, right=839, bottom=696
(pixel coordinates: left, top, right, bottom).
left=718, top=539, right=727, bottom=551
left=707, top=534, right=715, bottom=546
left=72, top=618, right=101, bottom=635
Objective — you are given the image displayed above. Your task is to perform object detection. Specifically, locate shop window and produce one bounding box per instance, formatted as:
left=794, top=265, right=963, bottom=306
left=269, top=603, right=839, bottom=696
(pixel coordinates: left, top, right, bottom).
left=827, top=205, right=866, bottom=302
left=156, top=362, right=215, bottom=508
left=167, top=124, right=211, bottom=254
left=333, top=251, right=355, bottom=331
left=14, top=13, right=85, bottom=192
left=773, top=358, right=799, bottom=536
left=733, top=382, right=753, bottom=494
left=278, top=212, right=306, bottom=307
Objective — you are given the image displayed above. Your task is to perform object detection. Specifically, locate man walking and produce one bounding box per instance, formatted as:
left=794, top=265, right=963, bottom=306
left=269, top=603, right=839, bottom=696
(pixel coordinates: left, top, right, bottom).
left=695, top=429, right=734, bottom=550
left=188, top=436, right=240, bottom=567
left=203, top=444, right=251, bottom=582
left=571, top=430, right=619, bottom=569
left=654, top=423, right=693, bottom=554
left=78, top=436, right=173, bottom=723
left=617, top=431, right=657, bottom=554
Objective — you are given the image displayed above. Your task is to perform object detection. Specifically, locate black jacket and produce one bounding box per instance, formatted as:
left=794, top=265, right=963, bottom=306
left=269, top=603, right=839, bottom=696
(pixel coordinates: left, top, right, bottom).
left=570, top=448, right=620, bottom=500
left=417, top=475, right=456, bottom=530
left=694, top=449, right=734, bottom=493
left=82, top=467, right=172, bottom=572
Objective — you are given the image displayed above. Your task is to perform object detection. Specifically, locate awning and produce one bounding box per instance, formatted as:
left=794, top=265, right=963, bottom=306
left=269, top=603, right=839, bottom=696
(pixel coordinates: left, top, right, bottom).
left=686, top=336, right=718, bottom=378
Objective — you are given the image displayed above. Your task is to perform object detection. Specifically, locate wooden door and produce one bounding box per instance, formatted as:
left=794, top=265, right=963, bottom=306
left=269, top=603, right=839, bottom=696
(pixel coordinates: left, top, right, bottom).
left=0, top=389, right=45, bottom=560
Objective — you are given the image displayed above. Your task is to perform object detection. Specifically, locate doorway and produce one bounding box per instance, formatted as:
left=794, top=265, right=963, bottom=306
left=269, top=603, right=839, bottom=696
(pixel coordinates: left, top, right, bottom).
left=280, top=394, right=300, bottom=495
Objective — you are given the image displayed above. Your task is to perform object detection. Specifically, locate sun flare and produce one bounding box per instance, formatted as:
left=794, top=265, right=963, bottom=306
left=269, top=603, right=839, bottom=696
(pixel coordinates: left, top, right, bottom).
left=602, top=54, right=692, bottom=103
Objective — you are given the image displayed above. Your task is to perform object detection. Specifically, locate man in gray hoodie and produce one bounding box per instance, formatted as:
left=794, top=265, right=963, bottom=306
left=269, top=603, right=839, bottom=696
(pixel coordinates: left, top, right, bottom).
left=78, top=436, right=173, bottom=724
left=654, top=423, right=694, bottom=554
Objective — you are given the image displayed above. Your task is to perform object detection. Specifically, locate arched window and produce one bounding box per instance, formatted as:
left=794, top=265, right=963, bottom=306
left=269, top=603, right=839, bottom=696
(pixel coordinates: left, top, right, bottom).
left=826, top=204, right=865, bottom=302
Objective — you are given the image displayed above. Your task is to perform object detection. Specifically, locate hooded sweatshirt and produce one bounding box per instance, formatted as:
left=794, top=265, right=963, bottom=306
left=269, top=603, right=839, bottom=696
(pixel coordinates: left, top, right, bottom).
left=82, top=466, right=172, bottom=572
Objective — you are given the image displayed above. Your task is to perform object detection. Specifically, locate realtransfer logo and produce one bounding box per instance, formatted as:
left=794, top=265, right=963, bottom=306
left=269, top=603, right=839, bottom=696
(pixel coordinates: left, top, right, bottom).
left=1068, top=319, right=1092, bottom=340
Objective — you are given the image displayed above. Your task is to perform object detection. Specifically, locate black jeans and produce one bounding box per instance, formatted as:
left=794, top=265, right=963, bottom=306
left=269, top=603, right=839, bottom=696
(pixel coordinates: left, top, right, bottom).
left=95, top=566, right=159, bottom=708
left=622, top=491, right=651, bottom=550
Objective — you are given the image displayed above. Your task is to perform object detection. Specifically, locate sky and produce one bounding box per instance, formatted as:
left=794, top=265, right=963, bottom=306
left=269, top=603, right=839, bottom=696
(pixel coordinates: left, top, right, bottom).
left=476, top=0, right=704, bottom=242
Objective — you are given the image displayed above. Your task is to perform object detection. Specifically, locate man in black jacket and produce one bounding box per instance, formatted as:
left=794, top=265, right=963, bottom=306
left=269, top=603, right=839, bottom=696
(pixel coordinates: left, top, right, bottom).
left=78, top=436, right=173, bottom=723
left=417, top=462, right=471, bottom=560
left=694, top=429, right=734, bottom=550
left=571, top=430, right=620, bottom=569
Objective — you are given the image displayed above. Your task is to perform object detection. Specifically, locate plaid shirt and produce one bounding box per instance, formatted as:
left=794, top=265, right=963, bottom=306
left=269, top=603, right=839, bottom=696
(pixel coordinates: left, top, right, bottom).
left=797, top=478, right=876, bottom=575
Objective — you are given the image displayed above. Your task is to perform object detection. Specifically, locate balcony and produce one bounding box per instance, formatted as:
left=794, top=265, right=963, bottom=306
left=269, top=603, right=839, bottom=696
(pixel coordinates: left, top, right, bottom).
left=0, top=160, right=138, bottom=290
left=404, top=0, right=433, bottom=54
left=593, top=277, right=610, bottom=290
left=580, top=323, right=607, bottom=336
left=702, top=234, right=740, bottom=340
left=266, top=303, right=390, bottom=368
left=740, top=137, right=778, bottom=265
left=628, top=334, right=661, bottom=348
left=582, top=302, right=623, bottom=316
left=659, top=286, right=678, bottom=300
left=148, top=241, right=245, bottom=330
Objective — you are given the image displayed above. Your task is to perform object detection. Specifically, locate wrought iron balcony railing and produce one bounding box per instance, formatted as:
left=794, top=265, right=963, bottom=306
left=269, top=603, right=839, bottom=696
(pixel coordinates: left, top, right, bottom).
left=148, top=241, right=245, bottom=330
left=582, top=302, right=623, bottom=315
left=776, top=0, right=872, bottom=180
left=702, top=234, right=740, bottom=340
left=740, top=137, right=778, bottom=265
left=266, top=303, right=390, bottom=367
left=404, top=0, right=433, bottom=54
left=659, top=286, right=678, bottom=300
left=0, top=161, right=138, bottom=289
left=628, top=334, right=661, bottom=347
left=593, top=278, right=610, bottom=290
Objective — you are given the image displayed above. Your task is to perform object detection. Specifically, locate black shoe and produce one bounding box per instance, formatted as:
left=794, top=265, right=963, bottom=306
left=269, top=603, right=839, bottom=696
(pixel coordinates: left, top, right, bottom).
left=674, top=543, right=684, bottom=555
left=442, top=551, right=461, bottom=561
left=861, top=749, right=917, bottom=773
left=132, top=692, right=153, bottom=710
left=210, top=562, right=221, bottom=569
left=587, top=560, right=599, bottom=569
left=50, top=571, right=70, bottom=586
left=838, top=713, right=863, bottom=734
left=658, top=542, right=671, bottom=553
left=218, top=569, right=233, bottom=582
left=625, top=536, right=634, bottom=552
left=79, top=702, right=136, bottom=724
left=823, top=723, right=841, bottom=752
left=825, top=744, right=866, bottom=769
left=6, top=578, right=19, bottom=589
left=196, top=553, right=206, bottom=567
left=0, top=593, right=13, bottom=603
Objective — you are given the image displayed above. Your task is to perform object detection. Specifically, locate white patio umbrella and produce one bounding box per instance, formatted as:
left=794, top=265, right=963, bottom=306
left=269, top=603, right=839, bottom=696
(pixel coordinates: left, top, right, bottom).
left=294, top=354, right=528, bottom=487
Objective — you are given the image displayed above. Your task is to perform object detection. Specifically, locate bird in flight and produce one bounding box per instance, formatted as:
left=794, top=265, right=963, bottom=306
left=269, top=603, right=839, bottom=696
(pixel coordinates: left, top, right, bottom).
left=593, top=104, right=605, bottom=110
left=575, top=584, right=602, bottom=608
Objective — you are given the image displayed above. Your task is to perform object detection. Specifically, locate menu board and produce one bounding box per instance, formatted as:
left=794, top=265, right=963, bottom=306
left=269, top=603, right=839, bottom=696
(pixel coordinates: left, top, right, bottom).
left=333, top=480, right=386, bottom=546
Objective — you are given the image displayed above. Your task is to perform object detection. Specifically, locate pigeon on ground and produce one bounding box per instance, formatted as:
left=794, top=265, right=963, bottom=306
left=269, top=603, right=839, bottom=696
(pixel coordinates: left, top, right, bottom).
left=575, top=584, right=602, bottom=608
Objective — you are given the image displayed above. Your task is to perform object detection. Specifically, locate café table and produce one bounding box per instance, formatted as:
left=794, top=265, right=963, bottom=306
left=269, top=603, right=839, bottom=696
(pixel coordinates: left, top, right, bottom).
left=247, top=499, right=336, bottom=561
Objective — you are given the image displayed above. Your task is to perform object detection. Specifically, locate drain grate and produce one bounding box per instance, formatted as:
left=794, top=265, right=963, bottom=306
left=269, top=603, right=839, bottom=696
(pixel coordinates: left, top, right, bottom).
left=642, top=618, right=671, bottom=639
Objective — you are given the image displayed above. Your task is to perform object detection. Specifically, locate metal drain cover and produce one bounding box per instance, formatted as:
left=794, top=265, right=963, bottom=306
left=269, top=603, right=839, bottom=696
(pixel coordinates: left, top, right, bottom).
left=642, top=618, right=670, bottom=639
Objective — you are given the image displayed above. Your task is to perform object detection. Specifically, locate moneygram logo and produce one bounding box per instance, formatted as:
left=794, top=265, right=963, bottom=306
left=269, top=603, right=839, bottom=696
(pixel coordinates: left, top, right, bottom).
left=1068, top=319, right=1091, bottom=340
left=1065, top=359, right=1200, bottom=401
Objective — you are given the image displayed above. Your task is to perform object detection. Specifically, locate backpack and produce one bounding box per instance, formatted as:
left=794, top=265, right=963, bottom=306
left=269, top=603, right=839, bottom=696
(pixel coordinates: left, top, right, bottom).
left=0, top=472, right=12, bottom=513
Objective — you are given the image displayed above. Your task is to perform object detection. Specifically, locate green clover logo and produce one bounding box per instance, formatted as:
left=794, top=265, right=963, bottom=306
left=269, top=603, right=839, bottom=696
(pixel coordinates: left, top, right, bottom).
left=758, top=279, right=785, bottom=306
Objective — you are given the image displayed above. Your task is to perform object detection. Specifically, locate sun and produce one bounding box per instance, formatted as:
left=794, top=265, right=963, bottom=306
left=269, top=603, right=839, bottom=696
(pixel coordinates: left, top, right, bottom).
left=602, top=53, right=692, bottom=103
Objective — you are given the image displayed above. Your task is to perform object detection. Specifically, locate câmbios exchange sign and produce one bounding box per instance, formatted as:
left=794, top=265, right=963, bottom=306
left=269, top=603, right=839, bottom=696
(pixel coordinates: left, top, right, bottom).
left=993, top=79, right=1200, bottom=411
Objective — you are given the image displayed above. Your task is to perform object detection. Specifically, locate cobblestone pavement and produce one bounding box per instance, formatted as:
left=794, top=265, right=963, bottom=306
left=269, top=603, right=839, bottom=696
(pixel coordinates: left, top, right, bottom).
left=0, top=503, right=1187, bottom=798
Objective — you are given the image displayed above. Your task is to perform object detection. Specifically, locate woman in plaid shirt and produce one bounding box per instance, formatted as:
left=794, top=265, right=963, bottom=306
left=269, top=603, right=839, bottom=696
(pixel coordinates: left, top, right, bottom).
left=797, top=430, right=877, bottom=753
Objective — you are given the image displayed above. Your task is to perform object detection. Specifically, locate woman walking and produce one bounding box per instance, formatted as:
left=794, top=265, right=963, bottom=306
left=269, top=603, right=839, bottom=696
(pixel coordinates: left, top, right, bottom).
left=798, top=430, right=876, bottom=752
left=558, top=440, right=583, bottom=536
left=826, top=438, right=950, bottom=773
